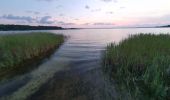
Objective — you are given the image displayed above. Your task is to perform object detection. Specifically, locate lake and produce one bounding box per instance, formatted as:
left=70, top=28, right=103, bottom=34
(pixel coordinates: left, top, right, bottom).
left=0, top=28, right=170, bottom=100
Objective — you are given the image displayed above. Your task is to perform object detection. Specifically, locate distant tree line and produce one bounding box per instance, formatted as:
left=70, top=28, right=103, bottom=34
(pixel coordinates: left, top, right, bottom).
left=0, top=24, right=63, bottom=31
left=160, top=25, right=170, bottom=27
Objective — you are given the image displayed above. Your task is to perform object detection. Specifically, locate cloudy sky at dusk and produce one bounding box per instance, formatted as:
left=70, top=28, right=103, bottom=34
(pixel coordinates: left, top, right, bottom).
left=0, top=0, right=170, bottom=28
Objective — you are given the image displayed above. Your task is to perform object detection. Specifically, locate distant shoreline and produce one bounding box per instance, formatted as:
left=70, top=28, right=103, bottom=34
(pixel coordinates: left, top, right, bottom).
left=156, top=25, right=170, bottom=28
left=0, top=24, right=71, bottom=31
left=0, top=24, right=170, bottom=31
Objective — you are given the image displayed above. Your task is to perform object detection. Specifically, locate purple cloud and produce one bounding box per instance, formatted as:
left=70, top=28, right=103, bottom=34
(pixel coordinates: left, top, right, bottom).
left=1, top=14, right=35, bottom=23
left=93, top=22, right=115, bottom=25
left=58, top=21, right=76, bottom=25
left=100, top=0, right=117, bottom=3
left=26, top=10, right=40, bottom=15
left=106, top=11, right=114, bottom=14
left=91, top=9, right=101, bottom=12
left=56, top=5, right=62, bottom=9
left=0, top=14, right=55, bottom=24
left=36, top=0, right=57, bottom=2
left=38, top=16, right=55, bottom=24
left=85, top=5, right=90, bottom=9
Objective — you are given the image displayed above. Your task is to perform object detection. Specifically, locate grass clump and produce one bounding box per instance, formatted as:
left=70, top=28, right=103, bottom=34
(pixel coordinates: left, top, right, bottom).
left=0, top=32, right=64, bottom=79
left=103, top=34, right=170, bottom=100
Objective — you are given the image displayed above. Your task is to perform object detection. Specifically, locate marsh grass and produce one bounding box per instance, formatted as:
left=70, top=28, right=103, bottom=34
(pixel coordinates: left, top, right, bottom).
left=103, top=34, right=170, bottom=100
left=0, top=32, right=64, bottom=80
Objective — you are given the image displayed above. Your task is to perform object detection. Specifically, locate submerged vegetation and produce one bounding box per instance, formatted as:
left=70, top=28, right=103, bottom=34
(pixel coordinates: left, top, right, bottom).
left=0, top=32, right=64, bottom=80
left=103, top=34, right=170, bottom=100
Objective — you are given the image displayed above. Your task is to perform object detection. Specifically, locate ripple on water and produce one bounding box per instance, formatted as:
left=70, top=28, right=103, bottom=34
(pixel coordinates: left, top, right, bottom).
left=1, top=28, right=170, bottom=99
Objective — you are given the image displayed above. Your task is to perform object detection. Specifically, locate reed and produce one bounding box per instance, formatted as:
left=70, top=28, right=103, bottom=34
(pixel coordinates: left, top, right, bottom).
left=0, top=32, right=64, bottom=79
left=103, top=34, right=170, bottom=100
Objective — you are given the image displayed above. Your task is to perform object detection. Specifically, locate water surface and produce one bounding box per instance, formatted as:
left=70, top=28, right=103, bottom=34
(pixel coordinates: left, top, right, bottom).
left=0, top=28, right=170, bottom=100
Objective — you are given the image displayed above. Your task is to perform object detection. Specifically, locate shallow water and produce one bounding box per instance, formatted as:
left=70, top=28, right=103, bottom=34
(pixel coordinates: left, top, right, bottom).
left=0, top=28, right=170, bottom=100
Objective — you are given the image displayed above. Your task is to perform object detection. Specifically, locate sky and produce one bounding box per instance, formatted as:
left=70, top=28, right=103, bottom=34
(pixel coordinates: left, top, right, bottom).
left=0, top=0, right=170, bottom=28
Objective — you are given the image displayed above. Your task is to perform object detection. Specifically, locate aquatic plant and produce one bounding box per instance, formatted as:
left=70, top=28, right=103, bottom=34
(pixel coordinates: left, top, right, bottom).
left=0, top=32, right=64, bottom=79
left=103, top=34, right=170, bottom=100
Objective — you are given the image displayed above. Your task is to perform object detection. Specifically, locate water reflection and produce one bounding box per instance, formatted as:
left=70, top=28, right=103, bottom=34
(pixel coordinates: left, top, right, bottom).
left=0, top=28, right=170, bottom=99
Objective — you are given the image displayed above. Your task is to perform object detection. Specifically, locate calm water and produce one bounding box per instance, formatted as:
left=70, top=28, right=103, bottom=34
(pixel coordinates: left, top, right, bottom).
left=0, top=28, right=170, bottom=100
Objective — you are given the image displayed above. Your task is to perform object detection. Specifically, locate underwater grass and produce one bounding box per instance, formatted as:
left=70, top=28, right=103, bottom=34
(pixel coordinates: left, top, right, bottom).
left=103, top=33, right=170, bottom=100
left=0, top=32, right=64, bottom=79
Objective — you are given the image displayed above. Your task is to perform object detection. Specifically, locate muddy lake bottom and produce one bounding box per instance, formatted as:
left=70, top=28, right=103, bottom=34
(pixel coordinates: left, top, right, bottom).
left=30, top=66, right=115, bottom=100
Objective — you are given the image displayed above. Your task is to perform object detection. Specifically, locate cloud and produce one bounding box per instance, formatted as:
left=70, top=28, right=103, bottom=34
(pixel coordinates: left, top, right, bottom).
left=0, top=14, right=55, bottom=24
left=82, top=23, right=90, bottom=25
left=100, top=0, right=117, bottom=3
left=58, top=21, right=76, bottom=25
left=91, top=9, right=101, bottom=12
left=85, top=5, right=90, bottom=9
left=1, top=14, right=35, bottom=23
left=93, top=22, right=115, bottom=25
left=56, top=5, right=62, bottom=9
left=59, top=13, right=64, bottom=16
left=106, top=11, right=114, bottom=14
left=34, top=12, right=40, bottom=15
left=120, top=7, right=126, bottom=9
left=26, top=10, right=40, bottom=15
left=38, top=16, right=54, bottom=24
left=36, top=0, right=57, bottom=2
left=101, top=0, right=112, bottom=2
